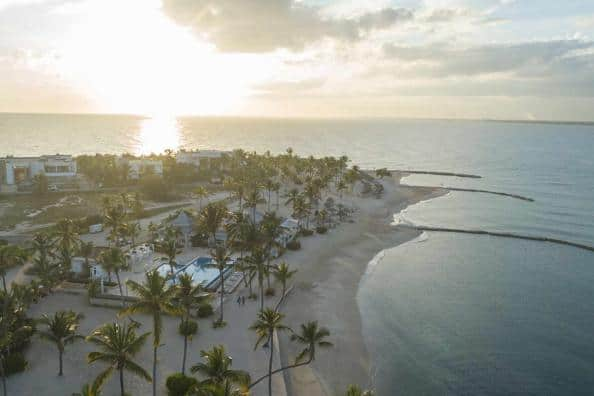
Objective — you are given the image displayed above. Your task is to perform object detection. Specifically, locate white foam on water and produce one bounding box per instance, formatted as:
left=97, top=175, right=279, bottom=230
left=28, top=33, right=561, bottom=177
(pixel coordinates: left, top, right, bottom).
left=365, top=249, right=386, bottom=276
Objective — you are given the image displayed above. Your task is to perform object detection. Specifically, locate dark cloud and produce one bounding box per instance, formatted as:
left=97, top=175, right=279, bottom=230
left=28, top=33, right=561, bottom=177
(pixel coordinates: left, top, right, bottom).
left=162, top=0, right=413, bottom=52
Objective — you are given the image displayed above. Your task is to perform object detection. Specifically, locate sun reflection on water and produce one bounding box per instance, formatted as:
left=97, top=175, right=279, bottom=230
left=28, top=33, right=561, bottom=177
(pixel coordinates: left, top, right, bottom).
left=135, top=115, right=180, bottom=155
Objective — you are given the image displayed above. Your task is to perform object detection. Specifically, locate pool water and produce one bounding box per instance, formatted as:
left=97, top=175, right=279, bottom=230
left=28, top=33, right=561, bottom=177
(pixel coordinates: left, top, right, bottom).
left=157, top=256, right=233, bottom=289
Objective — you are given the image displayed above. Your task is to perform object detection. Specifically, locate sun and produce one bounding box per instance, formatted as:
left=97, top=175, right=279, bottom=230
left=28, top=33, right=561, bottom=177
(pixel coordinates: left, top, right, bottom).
left=56, top=0, right=276, bottom=116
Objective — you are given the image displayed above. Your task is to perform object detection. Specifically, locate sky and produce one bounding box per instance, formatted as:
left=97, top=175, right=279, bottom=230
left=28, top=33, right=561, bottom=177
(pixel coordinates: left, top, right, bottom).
left=1, top=0, right=594, bottom=121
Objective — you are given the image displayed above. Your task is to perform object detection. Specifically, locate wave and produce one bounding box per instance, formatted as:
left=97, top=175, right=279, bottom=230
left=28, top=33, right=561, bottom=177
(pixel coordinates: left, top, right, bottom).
left=365, top=250, right=387, bottom=276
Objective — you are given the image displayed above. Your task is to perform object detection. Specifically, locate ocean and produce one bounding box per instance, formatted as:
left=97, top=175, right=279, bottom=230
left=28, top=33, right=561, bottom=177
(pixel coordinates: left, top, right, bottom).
left=1, top=113, right=593, bottom=395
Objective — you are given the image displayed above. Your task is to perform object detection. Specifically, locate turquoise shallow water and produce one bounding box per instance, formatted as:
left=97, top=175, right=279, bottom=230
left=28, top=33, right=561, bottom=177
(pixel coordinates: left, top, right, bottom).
left=1, top=114, right=593, bottom=394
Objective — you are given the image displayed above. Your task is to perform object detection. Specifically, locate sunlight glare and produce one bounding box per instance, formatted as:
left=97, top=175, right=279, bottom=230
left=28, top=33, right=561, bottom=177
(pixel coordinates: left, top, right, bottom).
left=136, top=115, right=180, bottom=155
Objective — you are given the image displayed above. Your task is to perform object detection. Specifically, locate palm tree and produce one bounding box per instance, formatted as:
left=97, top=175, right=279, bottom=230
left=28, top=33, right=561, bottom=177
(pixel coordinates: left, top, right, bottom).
left=98, top=248, right=128, bottom=306
left=104, top=204, right=126, bottom=247
left=72, top=383, right=101, bottom=396
left=194, top=186, right=209, bottom=211
left=283, top=188, right=300, bottom=207
left=272, top=262, right=297, bottom=299
left=261, top=212, right=282, bottom=289
left=248, top=321, right=332, bottom=390
left=86, top=322, right=151, bottom=396
left=53, top=218, right=79, bottom=254
left=120, top=271, right=181, bottom=396
left=0, top=245, right=27, bottom=293
left=37, top=310, right=84, bottom=376
left=199, top=203, right=228, bottom=247
left=244, top=189, right=262, bottom=224
left=208, top=245, right=231, bottom=326
left=190, top=345, right=249, bottom=388
left=126, top=222, right=141, bottom=247
left=249, top=308, right=290, bottom=396
left=159, top=237, right=178, bottom=280
left=176, top=273, right=208, bottom=374
left=245, top=247, right=267, bottom=310
left=345, top=385, right=375, bottom=396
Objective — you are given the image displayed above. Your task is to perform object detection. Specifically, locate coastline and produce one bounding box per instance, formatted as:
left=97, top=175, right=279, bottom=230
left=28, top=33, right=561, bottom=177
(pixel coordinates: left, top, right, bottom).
left=278, top=176, right=446, bottom=395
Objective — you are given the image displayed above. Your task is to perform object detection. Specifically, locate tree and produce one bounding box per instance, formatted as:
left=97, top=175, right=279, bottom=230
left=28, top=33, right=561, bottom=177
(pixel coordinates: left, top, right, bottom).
left=199, top=203, right=228, bottom=247
left=345, top=385, right=375, bottom=396
left=53, top=218, right=80, bottom=256
left=193, top=186, right=209, bottom=211
left=0, top=245, right=27, bottom=293
left=32, top=173, right=49, bottom=196
left=375, top=168, right=391, bottom=179
left=244, top=189, right=262, bottom=224
left=125, top=222, right=141, bottom=247
left=249, top=308, right=290, bottom=396
left=86, top=322, right=151, bottom=396
left=245, top=248, right=267, bottom=310
left=104, top=204, right=126, bottom=247
left=98, top=248, right=128, bottom=306
left=248, top=321, right=332, bottom=390
left=120, top=271, right=181, bottom=396
left=72, top=383, right=102, bottom=396
left=37, top=310, right=84, bottom=376
left=176, top=273, right=208, bottom=375
left=190, top=345, right=249, bottom=388
left=208, top=245, right=231, bottom=326
left=159, top=237, right=178, bottom=281
left=272, top=262, right=297, bottom=299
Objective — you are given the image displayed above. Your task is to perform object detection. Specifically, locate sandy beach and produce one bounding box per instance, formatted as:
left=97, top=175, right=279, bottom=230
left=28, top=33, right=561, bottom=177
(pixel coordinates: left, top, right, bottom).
left=277, top=176, right=446, bottom=395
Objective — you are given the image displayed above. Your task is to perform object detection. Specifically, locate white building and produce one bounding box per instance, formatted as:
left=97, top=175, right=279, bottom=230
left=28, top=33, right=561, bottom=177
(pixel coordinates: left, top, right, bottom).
left=0, top=155, right=77, bottom=188
left=119, top=158, right=163, bottom=180
left=277, top=217, right=300, bottom=248
left=176, top=150, right=231, bottom=169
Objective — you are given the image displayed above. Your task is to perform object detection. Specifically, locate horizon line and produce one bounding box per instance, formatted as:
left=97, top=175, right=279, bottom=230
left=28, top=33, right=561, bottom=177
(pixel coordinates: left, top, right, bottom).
left=0, top=111, right=593, bottom=126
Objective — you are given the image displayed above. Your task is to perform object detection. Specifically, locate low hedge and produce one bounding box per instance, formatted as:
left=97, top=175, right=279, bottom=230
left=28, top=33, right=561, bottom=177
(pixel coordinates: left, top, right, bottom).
left=2, top=352, right=28, bottom=376
left=300, top=229, right=314, bottom=237
left=316, top=226, right=328, bottom=234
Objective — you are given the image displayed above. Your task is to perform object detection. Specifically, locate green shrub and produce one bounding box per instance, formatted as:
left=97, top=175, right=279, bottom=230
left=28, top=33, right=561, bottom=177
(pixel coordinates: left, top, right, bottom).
left=212, top=319, right=227, bottom=328
left=178, top=320, right=198, bottom=336
left=316, top=226, right=328, bottom=234
left=265, top=287, right=276, bottom=296
left=2, top=352, right=28, bottom=375
left=166, top=373, right=198, bottom=396
left=286, top=240, right=301, bottom=251
left=197, top=303, right=214, bottom=318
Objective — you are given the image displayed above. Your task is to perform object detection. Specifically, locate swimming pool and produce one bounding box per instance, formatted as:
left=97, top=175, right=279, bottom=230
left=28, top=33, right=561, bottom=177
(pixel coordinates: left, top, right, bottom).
left=157, top=256, right=233, bottom=289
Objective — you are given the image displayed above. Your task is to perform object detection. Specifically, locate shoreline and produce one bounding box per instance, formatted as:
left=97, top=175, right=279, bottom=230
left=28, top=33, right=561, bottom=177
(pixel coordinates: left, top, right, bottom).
left=278, top=177, right=446, bottom=395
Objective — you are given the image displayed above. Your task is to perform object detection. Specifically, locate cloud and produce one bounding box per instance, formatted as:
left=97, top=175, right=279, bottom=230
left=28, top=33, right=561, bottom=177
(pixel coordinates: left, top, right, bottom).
left=382, top=39, right=594, bottom=78
left=161, top=0, right=413, bottom=52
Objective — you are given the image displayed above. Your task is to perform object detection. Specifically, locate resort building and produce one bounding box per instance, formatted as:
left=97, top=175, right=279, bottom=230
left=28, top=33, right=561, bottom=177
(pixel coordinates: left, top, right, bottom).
left=277, top=217, right=300, bottom=248
left=168, top=210, right=194, bottom=247
left=175, top=149, right=231, bottom=169
left=118, top=158, right=163, bottom=179
left=0, top=155, right=77, bottom=192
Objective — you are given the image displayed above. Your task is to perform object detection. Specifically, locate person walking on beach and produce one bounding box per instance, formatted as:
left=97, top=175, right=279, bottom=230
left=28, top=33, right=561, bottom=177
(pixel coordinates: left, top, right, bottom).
left=236, top=296, right=241, bottom=306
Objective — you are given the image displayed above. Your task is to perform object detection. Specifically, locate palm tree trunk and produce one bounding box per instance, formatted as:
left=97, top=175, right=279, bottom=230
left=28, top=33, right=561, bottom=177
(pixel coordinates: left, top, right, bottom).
left=219, top=270, right=224, bottom=323
left=115, top=271, right=126, bottom=308
left=119, top=367, right=125, bottom=396
left=1, top=354, right=7, bottom=396
left=249, top=357, right=312, bottom=389
left=182, top=332, right=188, bottom=374
left=268, top=333, right=274, bottom=396
left=259, top=275, right=264, bottom=311
left=1, top=275, right=6, bottom=293
left=152, top=346, right=157, bottom=396
left=58, top=350, right=63, bottom=376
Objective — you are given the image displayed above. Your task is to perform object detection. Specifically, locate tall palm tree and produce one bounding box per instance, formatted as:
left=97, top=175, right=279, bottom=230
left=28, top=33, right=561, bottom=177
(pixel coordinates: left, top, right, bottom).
left=249, top=308, right=290, bottom=396
left=272, top=262, right=297, bottom=299
left=190, top=345, right=249, bottom=388
left=261, top=212, right=282, bottom=289
left=86, top=322, right=151, bottom=396
left=32, top=232, right=54, bottom=262
left=98, top=248, right=128, bottom=306
left=244, top=189, right=262, bottom=224
left=245, top=248, right=267, bottom=310
left=72, top=383, right=101, bottom=396
left=120, top=271, right=181, bottom=396
left=159, top=237, right=178, bottom=280
left=199, top=203, right=228, bottom=247
left=104, top=204, right=126, bottom=247
left=248, top=321, right=332, bottom=390
left=283, top=188, right=300, bottom=207
left=53, top=218, right=79, bottom=255
left=0, top=245, right=27, bottom=293
left=37, top=310, right=84, bottom=376
left=176, top=273, right=208, bottom=374
left=194, top=186, right=209, bottom=211
left=126, top=222, right=141, bottom=247
left=208, top=245, right=231, bottom=326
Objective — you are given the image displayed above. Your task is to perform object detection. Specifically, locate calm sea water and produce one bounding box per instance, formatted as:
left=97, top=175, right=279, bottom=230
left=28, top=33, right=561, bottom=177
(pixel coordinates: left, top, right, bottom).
left=1, top=114, right=594, bottom=395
